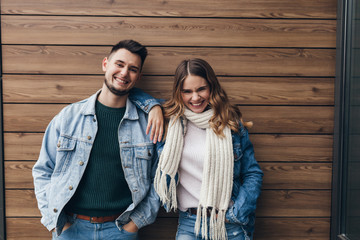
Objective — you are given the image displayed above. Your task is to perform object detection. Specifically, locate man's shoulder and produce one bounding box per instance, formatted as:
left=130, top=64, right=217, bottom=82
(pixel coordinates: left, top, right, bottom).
left=58, top=96, right=92, bottom=117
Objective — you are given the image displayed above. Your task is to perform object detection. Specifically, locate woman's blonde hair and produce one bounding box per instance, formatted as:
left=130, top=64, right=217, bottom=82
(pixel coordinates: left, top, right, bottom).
left=163, top=58, right=252, bottom=137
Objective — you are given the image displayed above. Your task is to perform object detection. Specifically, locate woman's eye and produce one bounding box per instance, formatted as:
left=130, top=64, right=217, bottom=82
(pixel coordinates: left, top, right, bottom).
left=182, top=90, right=191, bottom=94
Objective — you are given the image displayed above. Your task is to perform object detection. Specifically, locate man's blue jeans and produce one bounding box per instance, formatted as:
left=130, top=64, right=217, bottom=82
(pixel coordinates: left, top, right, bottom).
left=51, top=214, right=138, bottom=240
left=176, top=210, right=252, bottom=240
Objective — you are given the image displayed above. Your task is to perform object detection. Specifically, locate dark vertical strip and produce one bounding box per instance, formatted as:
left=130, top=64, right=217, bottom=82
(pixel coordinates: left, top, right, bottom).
left=0, top=4, right=6, bottom=240
left=332, top=0, right=350, bottom=239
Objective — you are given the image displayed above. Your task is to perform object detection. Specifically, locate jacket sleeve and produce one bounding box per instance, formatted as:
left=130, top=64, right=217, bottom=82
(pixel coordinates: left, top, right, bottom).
left=128, top=87, right=161, bottom=113
left=226, top=126, right=263, bottom=225
left=32, top=114, right=61, bottom=231
left=129, top=141, right=163, bottom=229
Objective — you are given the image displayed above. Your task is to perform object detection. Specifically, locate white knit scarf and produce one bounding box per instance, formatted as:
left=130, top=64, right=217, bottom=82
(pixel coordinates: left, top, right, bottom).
left=154, top=109, right=234, bottom=240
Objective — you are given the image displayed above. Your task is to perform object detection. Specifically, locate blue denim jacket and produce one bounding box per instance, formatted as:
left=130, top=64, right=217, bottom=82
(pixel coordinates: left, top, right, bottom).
left=32, top=89, right=161, bottom=235
left=226, top=124, right=263, bottom=236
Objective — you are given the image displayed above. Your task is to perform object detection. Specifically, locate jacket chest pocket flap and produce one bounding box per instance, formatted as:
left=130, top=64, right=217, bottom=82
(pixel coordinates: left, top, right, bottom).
left=55, top=136, right=77, bottom=174
left=135, top=145, right=154, bottom=180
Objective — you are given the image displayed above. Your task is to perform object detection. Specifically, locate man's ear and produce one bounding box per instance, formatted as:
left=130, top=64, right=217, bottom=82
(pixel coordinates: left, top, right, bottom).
left=102, top=57, right=108, bottom=72
left=137, top=73, right=142, bottom=82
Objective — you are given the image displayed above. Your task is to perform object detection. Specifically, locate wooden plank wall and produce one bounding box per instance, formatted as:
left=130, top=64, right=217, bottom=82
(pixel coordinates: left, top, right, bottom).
left=1, top=0, right=336, bottom=239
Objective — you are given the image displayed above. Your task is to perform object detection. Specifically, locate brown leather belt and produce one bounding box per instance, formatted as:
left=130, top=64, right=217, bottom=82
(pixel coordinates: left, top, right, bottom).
left=188, top=208, right=215, bottom=218
left=68, top=212, right=119, bottom=224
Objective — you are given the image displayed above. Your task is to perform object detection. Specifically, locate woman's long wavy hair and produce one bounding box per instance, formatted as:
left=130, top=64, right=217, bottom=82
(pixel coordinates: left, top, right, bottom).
left=163, top=58, right=252, bottom=137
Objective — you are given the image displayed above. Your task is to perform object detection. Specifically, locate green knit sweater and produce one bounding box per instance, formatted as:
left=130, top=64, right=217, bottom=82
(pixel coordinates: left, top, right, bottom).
left=65, top=100, right=132, bottom=217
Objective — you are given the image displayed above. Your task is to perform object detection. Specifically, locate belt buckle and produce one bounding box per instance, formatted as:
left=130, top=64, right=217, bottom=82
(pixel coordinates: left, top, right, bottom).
left=90, top=217, right=102, bottom=224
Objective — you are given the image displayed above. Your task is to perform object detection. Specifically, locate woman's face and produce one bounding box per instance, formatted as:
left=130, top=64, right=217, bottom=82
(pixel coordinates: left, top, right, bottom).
left=181, top=75, right=210, bottom=113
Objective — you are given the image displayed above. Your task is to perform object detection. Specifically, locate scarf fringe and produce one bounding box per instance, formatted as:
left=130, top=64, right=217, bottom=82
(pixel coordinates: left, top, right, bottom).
left=194, top=206, right=228, bottom=240
left=154, top=167, right=178, bottom=211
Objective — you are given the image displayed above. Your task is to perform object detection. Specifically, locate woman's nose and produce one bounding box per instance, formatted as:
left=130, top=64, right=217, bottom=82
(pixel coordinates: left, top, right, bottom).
left=192, top=92, right=201, bottom=100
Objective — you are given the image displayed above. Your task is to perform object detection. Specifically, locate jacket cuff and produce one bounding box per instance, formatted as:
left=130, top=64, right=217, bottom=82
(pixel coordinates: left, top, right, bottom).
left=129, top=211, right=148, bottom=230
left=225, top=205, right=249, bottom=225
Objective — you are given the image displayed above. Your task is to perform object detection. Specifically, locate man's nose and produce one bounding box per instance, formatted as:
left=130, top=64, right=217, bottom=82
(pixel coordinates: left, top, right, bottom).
left=120, top=67, right=129, bottom=76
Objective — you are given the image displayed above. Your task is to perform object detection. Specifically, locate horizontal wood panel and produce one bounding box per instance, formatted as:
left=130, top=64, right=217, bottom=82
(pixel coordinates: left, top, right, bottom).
left=242, top=106, right=334, bottom=134
left=5, top=161, right=35, bottom=189
left=0, top=0, right=337, bottom=19
left=5, top=189, right=331, bottom=217
left=252, top=134, right=333, bottom=162
left=4, top=133, right=43, bottom=161
left=260, top=163, right=332, bottom=189
left=1, top=16, right=336, bottom=48
left=253, top=217, right=330, bottom=239
left=3, top=75, right=335, bottom=105
left=6, top=217, right=330, bottom=240
left=5, top=161, right=331, bottom=190
left=4, top=133, right=333, bottom=162
left=2, top=46, right=336, bottom=76
left=256, top=190, right=331, bottom=217
left=3, top=104, right=64, bottom=133
left=3, top=104, right=334, bottom=134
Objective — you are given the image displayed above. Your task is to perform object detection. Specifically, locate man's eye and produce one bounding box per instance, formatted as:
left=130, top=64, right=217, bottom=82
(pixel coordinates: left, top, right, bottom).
left=130, top=68, right=138, bottom=73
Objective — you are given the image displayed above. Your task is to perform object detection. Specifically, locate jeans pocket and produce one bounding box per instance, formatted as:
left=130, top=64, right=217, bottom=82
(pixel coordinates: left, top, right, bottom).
left=120, top=227, right=138, bottom=235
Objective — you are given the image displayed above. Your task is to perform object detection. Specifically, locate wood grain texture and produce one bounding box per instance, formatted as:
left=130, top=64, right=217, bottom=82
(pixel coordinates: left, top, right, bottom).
left=254, top=217, right=330, bottom=239
left=3, top=104, right=65, bottom=132
left=4, top=161, right=331, bottom=190
left=4, top=161, right=35, bottom=189
left=1, top=16, right=336, bottom=48
left=256, top=190, right=331, bottom=217
left=6, top=217, right=330, bottom=240
left=4, top=133, right=333, bottom=162
left=3, top=75, right=335, bottom=105
left=3, top=104, right=334, bottom=133
left=5, top=189, right=331, bottom=217
left=4, top=133, right=43, bottom=161
left=0, top=0, right=337, bottom=19
left=252, top=134, right=333, bottom=162
left=260, top=162, right=332, bottom=189
left=2, top=46, right=336, bottom=76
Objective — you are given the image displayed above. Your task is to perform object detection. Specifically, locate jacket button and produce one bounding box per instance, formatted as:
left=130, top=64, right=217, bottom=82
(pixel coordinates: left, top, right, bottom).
left=69, top=186, right=73, bottom=190
left=87, top=136, right=92, bottom=140
left=79, top=161, right=84, bottom=166
left=53, top=208, right=58, bottom=213
left=93, top=118, right=96, bottom=122
left=57, top=143, right=60, bottom=148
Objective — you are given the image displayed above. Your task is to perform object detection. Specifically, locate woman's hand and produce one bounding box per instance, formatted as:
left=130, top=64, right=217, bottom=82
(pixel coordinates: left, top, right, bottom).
left=146, top=105, right=164, bottom=143
left=122, top=220, right=139, bottom=233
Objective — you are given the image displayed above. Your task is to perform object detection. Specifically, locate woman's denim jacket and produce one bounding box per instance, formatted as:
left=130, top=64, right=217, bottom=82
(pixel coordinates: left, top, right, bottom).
left=32, top=88, right=161, bottom=236
left=161, top=119, right=263, bottom=237
left=226, top=124, right=263, bottom=236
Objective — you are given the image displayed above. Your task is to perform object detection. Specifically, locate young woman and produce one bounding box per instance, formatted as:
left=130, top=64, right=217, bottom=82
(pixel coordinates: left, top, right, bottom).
left=154, top=58, right=263, bottom=240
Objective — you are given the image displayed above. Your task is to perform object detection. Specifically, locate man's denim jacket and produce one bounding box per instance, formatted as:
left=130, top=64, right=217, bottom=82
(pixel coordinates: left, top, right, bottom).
left=32, top=88, right=161, bottom=236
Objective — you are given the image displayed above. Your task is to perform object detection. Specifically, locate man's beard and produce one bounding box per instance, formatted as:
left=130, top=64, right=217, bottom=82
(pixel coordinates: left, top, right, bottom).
left=104, top=78, right=130, bottom=96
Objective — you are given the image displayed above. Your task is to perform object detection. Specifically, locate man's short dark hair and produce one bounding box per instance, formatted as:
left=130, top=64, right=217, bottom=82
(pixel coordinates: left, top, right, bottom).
left=109, top=39, right=148, bottom=68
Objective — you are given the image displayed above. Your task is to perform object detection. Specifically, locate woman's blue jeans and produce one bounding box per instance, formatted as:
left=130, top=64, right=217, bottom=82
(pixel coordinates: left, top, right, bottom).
left=51, top=214, right=138, bottom=240
left=176, top=210, right=252, bottom=240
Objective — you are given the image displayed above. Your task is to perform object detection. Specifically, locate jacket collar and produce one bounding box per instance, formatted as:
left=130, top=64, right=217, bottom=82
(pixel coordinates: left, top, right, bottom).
left=80, top=90, right=139, bottom=120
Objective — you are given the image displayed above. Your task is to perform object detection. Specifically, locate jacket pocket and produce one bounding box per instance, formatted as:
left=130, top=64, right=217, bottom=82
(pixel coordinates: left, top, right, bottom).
left=54, top=136, right=76, bottom=174
left=134, top=145, right=154, bottom=180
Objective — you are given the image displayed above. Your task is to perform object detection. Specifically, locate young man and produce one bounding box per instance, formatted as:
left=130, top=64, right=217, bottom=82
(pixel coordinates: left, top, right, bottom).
left=33, top=40, right=163, bottom=240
